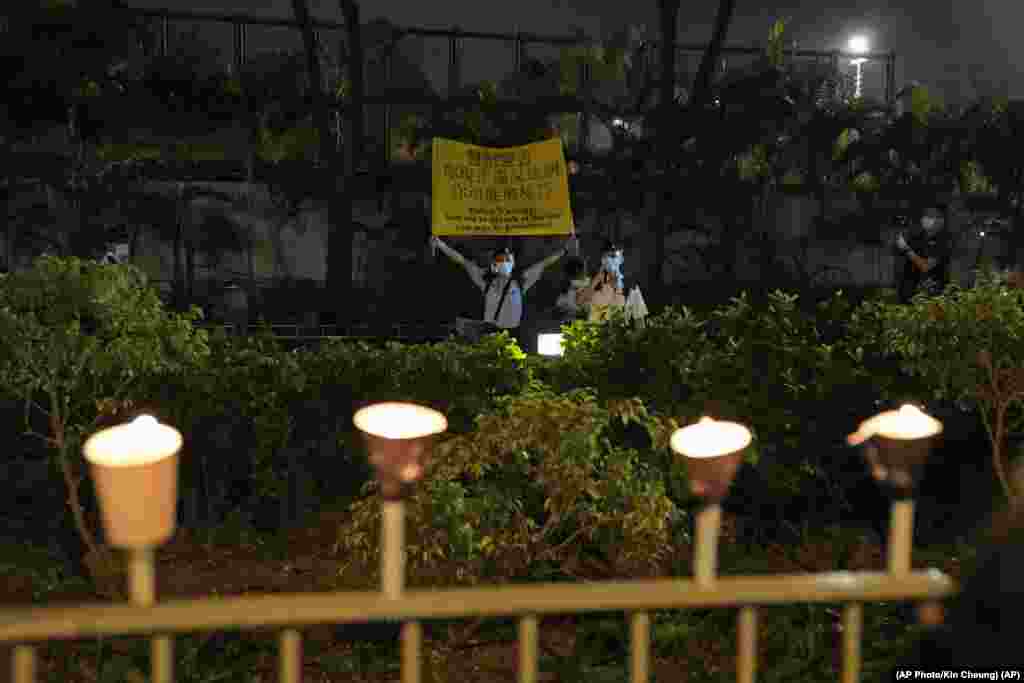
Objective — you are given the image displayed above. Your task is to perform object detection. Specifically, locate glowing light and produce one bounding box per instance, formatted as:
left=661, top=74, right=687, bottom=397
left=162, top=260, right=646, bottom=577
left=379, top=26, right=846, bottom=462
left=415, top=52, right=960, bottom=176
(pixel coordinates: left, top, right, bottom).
left=670, top=416, right=752, bottom=459
left=83, top=415, right=182, bottom=467
left=353, top=402, right=448, bottom=440
left=847, top=404, right=943, bottom=445
left=537, top=333, right=564, bottom=357
left=848, top=35, right=870, bottom=55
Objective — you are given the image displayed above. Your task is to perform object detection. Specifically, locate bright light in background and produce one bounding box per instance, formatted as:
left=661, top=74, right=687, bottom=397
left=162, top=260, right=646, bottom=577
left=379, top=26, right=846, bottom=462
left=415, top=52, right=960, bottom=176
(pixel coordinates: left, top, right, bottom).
left=848, top=35, right=870, bottom=55
left=537, top=333, right=564, bottom=357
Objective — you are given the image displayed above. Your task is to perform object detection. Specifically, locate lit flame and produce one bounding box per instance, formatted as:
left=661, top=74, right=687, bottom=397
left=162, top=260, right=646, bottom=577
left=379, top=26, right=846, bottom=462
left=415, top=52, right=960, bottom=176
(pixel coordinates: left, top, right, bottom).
left=353, top=402, right=448, bottom=440
left=670, top=416, right=752, bottom=459
left=83, top=415, right=183, bottom=467
left=847, top=404, right=942, bottom=445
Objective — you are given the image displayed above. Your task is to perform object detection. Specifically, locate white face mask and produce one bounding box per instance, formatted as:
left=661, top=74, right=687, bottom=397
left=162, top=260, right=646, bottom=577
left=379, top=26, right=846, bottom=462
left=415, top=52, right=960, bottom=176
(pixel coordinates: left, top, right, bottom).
left=921, top=216, right=941, bottom=233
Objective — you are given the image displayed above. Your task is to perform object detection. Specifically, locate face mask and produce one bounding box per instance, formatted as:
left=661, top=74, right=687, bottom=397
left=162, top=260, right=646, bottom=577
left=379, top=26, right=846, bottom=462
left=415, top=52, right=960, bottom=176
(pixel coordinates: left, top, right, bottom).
left=602, top=254, right=623, bottom=271
left=492, top=262, right=513, bottom=276
left=571, top=278, right=590, bottom=289
left=921, top=217, right=940, bottom=232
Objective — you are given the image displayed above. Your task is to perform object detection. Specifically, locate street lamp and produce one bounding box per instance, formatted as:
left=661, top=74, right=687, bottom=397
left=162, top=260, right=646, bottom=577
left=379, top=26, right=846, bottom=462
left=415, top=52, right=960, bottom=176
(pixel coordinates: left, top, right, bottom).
left=670, top=416, right=751, bottom=585
left=848, top=35, right=870, bottom=99
left=83, top=414, right=183, bottom=683
left=848, top=403, right=942, bottom=574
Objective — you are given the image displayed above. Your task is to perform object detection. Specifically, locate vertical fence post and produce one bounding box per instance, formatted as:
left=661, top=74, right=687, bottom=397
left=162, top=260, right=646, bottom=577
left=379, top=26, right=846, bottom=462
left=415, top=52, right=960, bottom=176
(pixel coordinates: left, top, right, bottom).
left=278, top=629, right=302, bottom=683
left=12, top=645, right=35, bottom=683
left=840, top=603, right=863, bottom=683
left=384, top=52, right=393, bottom=165
left=578, top=59, right=590, bottom=156
left=159, top=15, right=169, bottom=57
left=448, top=27, right=462, bottom=97
left=233, top=21, right=246, bottom=78
left=129, top=548, right=173, bottom=683
left=736, top=606, right=758, bottom=683
left=513, top=32, right=523, bottom=75
left=518, top=615, right=539, bottom=683
left=888, top=499, right=914, bottom=574
left=629, top=611, right=650, bottom=683
left=694, top=503, right=722, bottom=586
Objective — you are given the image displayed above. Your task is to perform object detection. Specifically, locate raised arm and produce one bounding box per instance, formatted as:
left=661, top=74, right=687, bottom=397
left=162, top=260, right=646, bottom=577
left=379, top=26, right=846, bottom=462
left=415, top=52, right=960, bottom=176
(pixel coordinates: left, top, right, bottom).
left=433, top=236, right=485, bottom=289
left=522, top=236, right=576, bottom=292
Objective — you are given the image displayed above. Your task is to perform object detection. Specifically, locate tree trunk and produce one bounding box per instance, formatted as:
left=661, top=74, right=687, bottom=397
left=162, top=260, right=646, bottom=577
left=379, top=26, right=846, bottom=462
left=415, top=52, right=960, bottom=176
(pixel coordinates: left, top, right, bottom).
left=690, top=0, right=738, bottom=111
left=333, top=0, right=365, bottom=324
left=651, top=0, right=680, bottom=305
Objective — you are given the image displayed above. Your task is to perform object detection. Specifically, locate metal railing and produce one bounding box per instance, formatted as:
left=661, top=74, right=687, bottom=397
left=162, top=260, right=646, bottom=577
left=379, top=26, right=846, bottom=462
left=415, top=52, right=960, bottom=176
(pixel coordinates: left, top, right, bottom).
left=117, top=5, right=897, bottom=136
left=2, top=569, right=954, bottom=683
left=200, top=322, right=457, bottom=343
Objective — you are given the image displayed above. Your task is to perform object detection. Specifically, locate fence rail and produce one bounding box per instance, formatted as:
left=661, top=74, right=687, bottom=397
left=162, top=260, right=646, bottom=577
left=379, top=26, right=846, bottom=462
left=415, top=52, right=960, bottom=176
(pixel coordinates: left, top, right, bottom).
left=3, top=571, right=954, bottom=683
left=117, top=4, right=896, bottom=109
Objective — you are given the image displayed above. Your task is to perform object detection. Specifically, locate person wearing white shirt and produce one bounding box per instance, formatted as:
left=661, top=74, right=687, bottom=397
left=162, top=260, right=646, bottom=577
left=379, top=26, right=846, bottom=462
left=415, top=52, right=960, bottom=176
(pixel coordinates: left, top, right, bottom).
left=432, top=235, right=575, bottom=342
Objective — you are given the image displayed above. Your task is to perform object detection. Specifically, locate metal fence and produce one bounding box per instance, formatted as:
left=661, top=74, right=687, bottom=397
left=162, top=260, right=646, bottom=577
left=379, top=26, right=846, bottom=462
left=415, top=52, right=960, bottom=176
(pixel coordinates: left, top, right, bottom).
left=118, top=5, right=897, bottom=162
left=1, top=549, right=955, bottom=683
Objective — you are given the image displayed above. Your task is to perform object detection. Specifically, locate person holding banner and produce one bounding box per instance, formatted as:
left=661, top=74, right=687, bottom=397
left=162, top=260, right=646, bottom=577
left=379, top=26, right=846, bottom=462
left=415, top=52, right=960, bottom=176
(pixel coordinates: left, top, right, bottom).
left=432, top=235, right=576, bottom=345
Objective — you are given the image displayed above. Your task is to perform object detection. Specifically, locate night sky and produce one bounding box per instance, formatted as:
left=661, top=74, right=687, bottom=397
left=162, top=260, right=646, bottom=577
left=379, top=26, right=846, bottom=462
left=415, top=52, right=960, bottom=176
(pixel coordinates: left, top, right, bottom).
left=127, top=0, right=1021, bottom=107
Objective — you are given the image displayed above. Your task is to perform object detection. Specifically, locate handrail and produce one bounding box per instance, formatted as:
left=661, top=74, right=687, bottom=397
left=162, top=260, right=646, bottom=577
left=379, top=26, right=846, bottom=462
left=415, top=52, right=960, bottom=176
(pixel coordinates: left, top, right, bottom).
left=0, top=571, right=954, bottom=643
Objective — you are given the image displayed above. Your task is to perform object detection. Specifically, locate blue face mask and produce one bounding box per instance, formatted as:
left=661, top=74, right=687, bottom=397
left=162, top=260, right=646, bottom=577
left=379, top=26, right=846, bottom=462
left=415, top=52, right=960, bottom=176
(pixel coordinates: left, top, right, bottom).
left=602, top=254, right=623, bottom=272
left=493, top=262, right=513, bottom=276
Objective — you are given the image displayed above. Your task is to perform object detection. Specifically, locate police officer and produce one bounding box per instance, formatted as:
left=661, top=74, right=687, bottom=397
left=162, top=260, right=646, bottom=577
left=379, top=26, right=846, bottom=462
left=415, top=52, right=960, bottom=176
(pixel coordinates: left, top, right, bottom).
left=896, top=205, right=953, bottom=303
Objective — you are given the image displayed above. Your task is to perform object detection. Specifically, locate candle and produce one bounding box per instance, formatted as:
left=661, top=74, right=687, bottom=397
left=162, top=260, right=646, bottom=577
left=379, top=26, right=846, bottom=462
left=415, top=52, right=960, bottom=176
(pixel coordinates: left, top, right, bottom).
left=353, top=402, right=448, bottom=441
left=83, top=415, right=183, bottom=467
left=847, top=404, right=942, bottom=446
left=671, top=416, right=752, bottom=459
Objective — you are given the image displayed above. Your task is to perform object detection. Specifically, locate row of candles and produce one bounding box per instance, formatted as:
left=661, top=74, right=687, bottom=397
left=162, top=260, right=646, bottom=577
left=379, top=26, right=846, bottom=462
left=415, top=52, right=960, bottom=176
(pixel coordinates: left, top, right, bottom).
left=78, top=401, right=943, bottom=682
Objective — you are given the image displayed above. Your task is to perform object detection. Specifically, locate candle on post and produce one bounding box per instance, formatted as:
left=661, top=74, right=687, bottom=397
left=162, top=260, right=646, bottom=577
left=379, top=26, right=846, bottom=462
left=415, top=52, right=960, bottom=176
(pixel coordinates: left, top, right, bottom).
left=670, top=416, right=751, bottom=586
left=353, top=402, right=448, bottom=683
left=847, top=404, right=942, bottom=575
left=83, top=414, right=183, bottom=683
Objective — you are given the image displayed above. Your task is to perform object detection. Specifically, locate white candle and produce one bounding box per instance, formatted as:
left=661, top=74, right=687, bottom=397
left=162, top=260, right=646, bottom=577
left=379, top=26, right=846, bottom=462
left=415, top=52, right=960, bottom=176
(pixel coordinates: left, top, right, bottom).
left=353, top=402, right=448, bottom=440
left=671, top=416, right=752, bottom=459
left=847, top=404, right=942, bottom=446
left=83, top=415, right=183, bottom=467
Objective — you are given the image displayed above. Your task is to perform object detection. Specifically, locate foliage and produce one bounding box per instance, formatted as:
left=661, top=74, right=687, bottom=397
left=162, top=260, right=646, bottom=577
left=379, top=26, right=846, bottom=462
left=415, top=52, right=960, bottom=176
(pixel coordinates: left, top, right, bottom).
left=0, top=257, right=208, bottom=580
left=334, top=387, right=678, bottom=586
left=848, top=271, right=1024, bottom=502
left=309, top=332, right=529, bottom=435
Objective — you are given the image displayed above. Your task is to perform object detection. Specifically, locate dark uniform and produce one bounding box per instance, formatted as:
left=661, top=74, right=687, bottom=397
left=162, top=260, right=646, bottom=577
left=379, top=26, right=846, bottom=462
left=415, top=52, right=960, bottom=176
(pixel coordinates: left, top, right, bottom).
left=898, top=228, right=952, bottom=303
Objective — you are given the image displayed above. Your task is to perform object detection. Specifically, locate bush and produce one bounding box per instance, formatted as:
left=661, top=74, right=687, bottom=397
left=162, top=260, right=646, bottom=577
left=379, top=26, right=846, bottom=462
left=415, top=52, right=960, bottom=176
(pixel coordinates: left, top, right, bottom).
left=334, top=387, right=684, bottom=587
left=849, top=271, right=1024, bottom=503
left=0, top=257, right=209, bottom=586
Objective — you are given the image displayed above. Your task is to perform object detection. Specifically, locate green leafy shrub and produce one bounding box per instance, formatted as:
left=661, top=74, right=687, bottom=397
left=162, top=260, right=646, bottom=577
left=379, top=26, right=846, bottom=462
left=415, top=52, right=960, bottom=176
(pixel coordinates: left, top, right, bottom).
left=557, top=306, right=709, bottom=415
left=0, top=257, right=209, bottom=586
left=848, top=272, right=1024, bottom=502
left=334, top=388, right=680, bottom=587
left=309, top=332, right=529, bottom=435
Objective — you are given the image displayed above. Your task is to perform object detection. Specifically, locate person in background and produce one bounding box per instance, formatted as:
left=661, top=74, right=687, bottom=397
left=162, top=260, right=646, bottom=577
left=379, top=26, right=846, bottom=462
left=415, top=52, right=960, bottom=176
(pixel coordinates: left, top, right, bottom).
left=222, top=280, right=249, bottom=337
left=432, top=235, right=576, bottom=345
left=579, top=240, right=627, bottom=322
left=896, top=205, right=953, bottom=303
left=553, top=256, right=591, bottom=324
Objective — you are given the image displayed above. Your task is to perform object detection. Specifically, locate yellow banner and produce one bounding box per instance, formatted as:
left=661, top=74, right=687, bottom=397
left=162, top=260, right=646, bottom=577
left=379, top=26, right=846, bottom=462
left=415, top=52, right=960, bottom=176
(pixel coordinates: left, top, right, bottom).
left=431, top=138, right=574, bottom=236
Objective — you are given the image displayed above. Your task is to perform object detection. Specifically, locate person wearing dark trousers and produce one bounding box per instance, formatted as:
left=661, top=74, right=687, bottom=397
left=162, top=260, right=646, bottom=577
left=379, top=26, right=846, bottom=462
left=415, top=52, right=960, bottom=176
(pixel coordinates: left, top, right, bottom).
left=432, top=235, right=576, bottom=348
left=896, top=205, right=953, bottom=303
